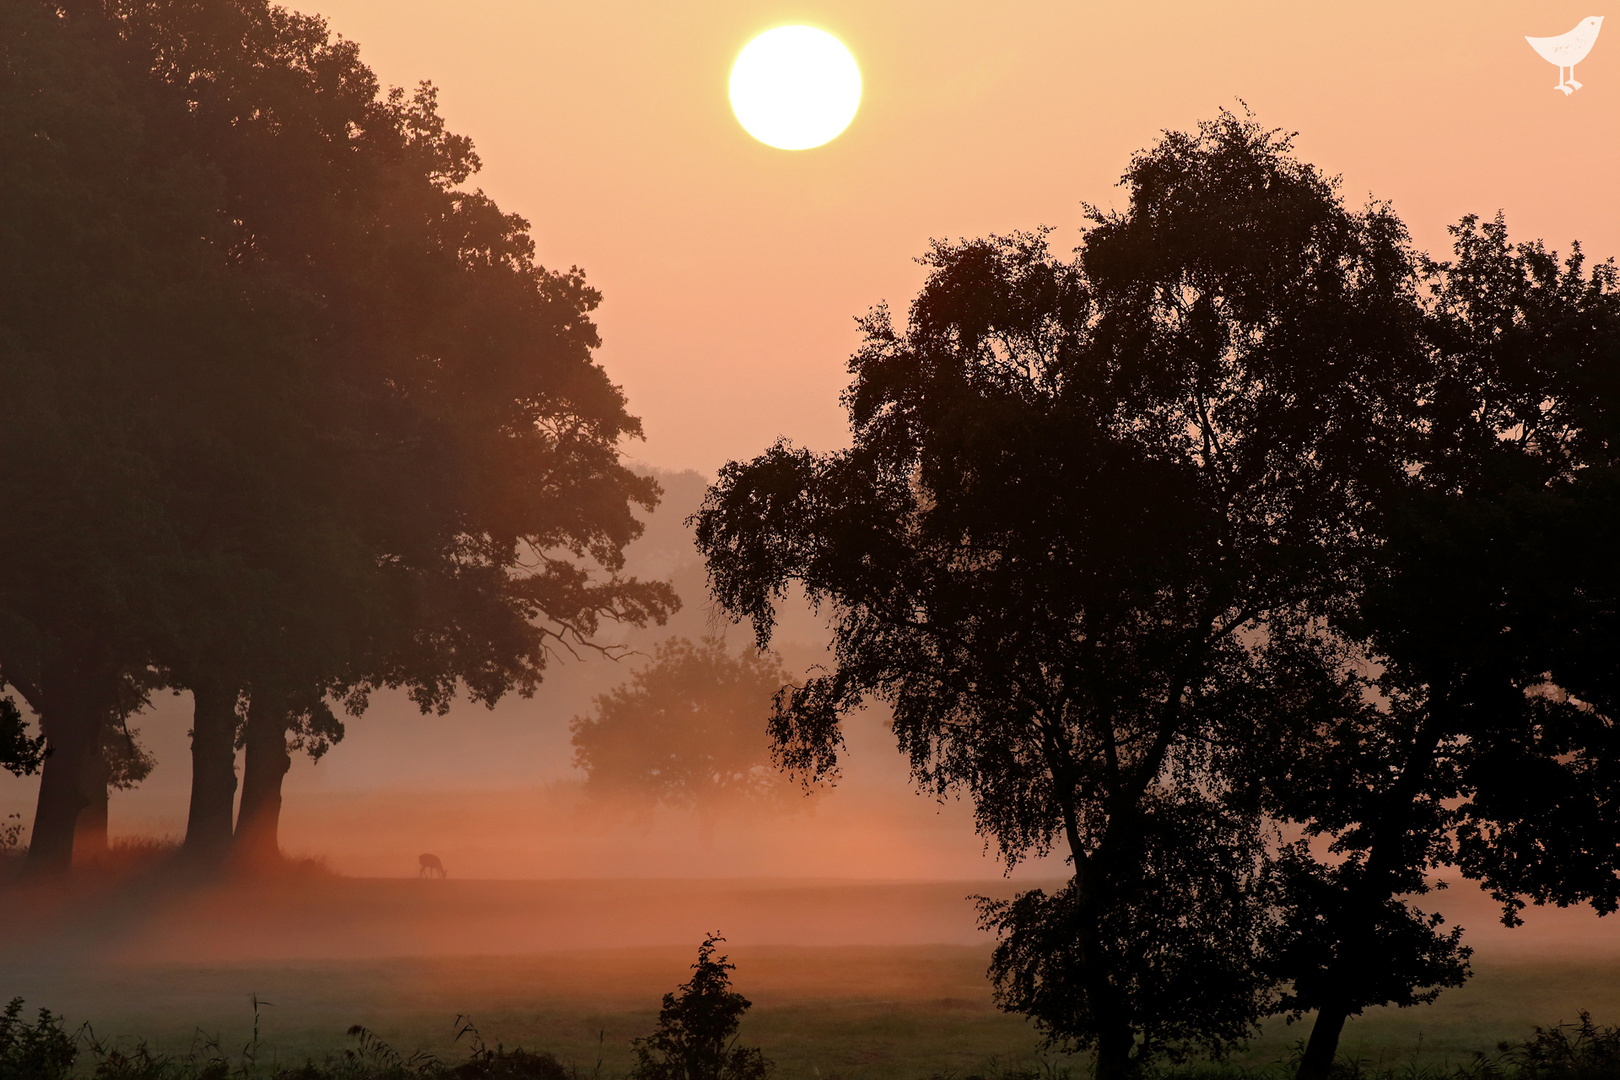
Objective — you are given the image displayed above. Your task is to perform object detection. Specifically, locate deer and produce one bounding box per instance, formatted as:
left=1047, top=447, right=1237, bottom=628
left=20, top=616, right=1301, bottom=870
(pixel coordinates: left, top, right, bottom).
left=418, top=853, right=446, bottom=879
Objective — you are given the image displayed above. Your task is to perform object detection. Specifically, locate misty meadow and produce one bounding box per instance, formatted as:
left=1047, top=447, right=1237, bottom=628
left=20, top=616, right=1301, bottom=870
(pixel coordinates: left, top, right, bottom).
left=3, top=2, right=1620, bottom=1080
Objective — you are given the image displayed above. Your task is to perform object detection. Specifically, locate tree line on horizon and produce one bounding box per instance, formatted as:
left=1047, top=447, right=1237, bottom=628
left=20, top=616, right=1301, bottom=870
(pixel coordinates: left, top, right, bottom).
left=4, top=4, right=1620, bottom=1080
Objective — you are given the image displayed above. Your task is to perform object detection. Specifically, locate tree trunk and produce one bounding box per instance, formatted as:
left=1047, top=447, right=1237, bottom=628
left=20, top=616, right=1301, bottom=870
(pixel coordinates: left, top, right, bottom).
left=24, top=669, right=103, bottom=876
left=1294, top=717, right=1447, bottom=1080
left=1084, top=887, right=1139, bottom=1080
left=182, top=680, right=240, bottom=866
left=1297, top=999, right=1352, bottom=1080
left=74, top=732, right=111, bottom=862
left=1094, top=1022, right=1139, bottom=1080
left=235, top=692, right=290, bottom=867
left=1054, top=781, right=1141, bottom=1080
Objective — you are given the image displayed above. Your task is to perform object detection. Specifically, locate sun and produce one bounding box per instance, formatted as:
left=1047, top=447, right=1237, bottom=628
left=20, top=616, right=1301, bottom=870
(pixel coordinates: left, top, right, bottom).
left=729, top=26, right=861, bottom=151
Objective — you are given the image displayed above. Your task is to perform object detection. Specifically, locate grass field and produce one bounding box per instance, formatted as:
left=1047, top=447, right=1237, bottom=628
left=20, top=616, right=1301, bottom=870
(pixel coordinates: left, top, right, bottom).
left=3, top=875, right=1619, bottom=1078
left=7, top=951, right=1620, bottom=1078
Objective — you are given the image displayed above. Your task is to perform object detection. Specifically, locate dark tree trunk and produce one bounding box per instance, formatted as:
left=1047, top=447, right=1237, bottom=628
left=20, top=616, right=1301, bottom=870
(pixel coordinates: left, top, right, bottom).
left=1094, top=1023, right=1139, bottom=1080
left=1297, top=999, right=1352, bottom=1080
left=1294, top=718, right=1446, bottom=1080
left=74, top=733, right=111, bottom=862
left=182, top=680, right=240, bottom=866
left=24, top=668, right=103, bottom=876
left=1083, top=884, right=1139, bottom=1080
left=235, top=692, right=290, bottom=867
left=1066, top=816, right=1139, bottom=1080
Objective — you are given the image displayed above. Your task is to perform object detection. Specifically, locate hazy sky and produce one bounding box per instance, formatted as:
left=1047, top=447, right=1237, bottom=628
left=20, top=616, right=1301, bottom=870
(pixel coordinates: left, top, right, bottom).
left=306, top=0, right=1618, bottom=474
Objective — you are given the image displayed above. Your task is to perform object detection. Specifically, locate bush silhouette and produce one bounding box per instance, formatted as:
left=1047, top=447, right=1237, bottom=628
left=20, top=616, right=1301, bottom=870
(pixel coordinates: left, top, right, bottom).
left=0, top=998, right=75, bottom=1080
left=628, top=935, right=770, bottom=1080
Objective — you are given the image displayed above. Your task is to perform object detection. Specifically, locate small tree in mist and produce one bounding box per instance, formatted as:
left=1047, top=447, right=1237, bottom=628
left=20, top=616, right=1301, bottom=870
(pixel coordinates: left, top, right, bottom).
left=628, top=934, right=770, bottom=1080
left=572, top=636, right=811, bottom=847
left=0, top=998, right=76, bottom=1080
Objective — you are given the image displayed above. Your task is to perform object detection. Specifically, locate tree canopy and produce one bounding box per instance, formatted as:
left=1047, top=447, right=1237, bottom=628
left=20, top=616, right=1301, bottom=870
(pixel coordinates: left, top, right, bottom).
left=0, top=0, right=676, bottom=873
left=694, top=112, right=1620, bottom=1079
left=695, top=111, right=1433, bottom=1077
left=1263, top=212, right=1620, bottom=1080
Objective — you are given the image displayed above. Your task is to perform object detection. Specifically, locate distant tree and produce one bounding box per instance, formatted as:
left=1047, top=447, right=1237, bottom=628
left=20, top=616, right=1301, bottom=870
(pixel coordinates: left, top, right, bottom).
left=693, top=113, right=1430, bottom=1078
left=572, top=636, right=808, bottom=847
left=627, top=934, right=770, bottom=1080
left=1265, top=213, right=1620, bottom=1080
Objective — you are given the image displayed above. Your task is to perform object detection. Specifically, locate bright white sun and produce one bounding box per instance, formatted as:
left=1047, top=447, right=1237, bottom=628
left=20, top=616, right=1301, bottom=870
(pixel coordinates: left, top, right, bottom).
left=729, top=26, right=861, bottom=151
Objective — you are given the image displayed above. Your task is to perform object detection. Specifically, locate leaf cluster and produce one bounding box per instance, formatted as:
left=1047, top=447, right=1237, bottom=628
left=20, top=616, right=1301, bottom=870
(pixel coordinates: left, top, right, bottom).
left=0, top=698, right=45, bottom=777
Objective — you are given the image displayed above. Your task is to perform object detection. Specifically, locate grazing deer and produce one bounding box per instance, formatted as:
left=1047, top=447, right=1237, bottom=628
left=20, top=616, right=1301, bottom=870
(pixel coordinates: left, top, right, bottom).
left=418, top=853, right=446, bottom=879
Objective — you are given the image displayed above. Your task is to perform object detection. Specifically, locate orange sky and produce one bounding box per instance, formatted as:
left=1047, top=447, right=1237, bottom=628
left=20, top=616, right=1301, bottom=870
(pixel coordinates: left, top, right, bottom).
left=307, top=0, right=1618, bottom=473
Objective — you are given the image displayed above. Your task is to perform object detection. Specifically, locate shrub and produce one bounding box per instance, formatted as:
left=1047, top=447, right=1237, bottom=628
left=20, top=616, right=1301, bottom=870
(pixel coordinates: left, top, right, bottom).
left=627, top=934, right=770, bottom=1080
left=1459, top=1013, right=1620, bottom=1080
left=0, top=998, right=76, bottom=1080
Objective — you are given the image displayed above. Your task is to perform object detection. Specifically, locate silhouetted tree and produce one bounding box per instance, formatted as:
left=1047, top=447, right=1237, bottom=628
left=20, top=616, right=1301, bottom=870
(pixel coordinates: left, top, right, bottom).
left=694, top=113, right=1429, bottom=1079
left=113, top=0, right=680, bottom=868
left=628, top=934, right=770, bottom=1080
left=1267, top=213, right=1620, bottom=1080
left=571, top=636, right=808, bottom=846
left=234, top=689, right=344, bottom=866
left=1, top=0, right=221, bottom=872
left=1, top=0, right=676, bottom=874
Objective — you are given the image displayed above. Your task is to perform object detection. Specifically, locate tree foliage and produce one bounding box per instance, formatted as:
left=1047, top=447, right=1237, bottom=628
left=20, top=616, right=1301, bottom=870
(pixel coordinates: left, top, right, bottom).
left=0, top=700, right=44, bottom=779
left=0, top=998, right=76, bottom=1080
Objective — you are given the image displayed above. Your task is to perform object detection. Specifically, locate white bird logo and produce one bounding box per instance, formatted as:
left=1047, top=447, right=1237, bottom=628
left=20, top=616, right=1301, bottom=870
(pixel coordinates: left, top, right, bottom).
left=1526, top=16, right=1604, bottom=95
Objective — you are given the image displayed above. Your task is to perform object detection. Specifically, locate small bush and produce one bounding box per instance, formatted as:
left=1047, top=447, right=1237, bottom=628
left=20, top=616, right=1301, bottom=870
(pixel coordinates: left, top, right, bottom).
left=1459, top=1013, right=1620, bottom=1080
left=440, top=1048, right=570, bottom=1080
left=627, top=933, right=770, bottom=1080
left=0, top=997, right=76, bottom=1080
left=440, top=1016, right=570, bottom=1080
